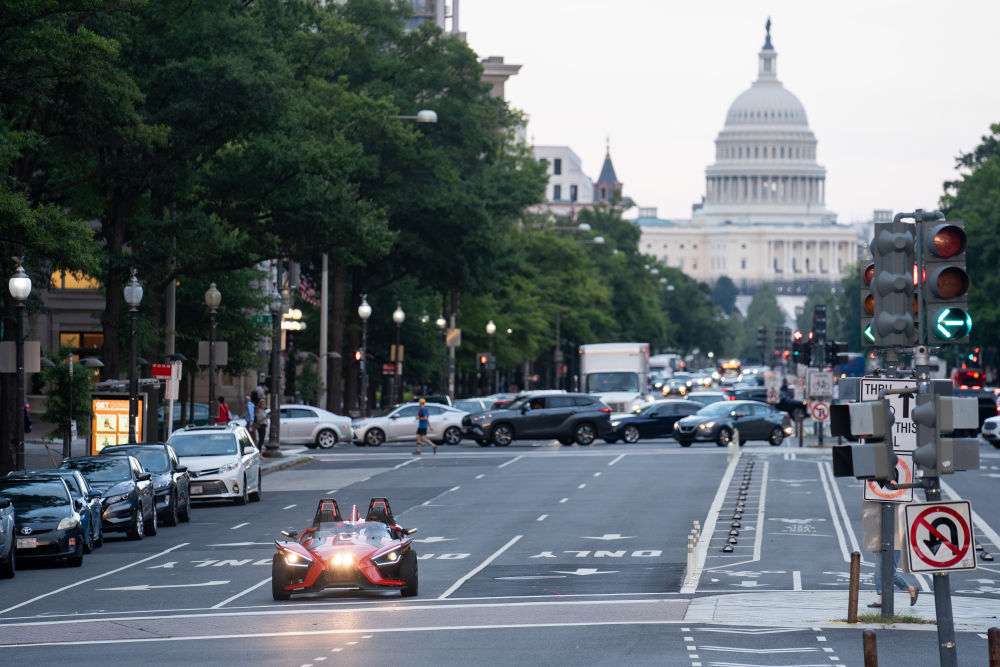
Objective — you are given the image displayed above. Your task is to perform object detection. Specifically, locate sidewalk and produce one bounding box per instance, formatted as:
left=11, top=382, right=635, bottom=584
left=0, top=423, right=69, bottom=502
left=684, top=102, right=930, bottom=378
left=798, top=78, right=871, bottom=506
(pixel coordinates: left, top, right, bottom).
left=685, top=591, right=1000, bottom=632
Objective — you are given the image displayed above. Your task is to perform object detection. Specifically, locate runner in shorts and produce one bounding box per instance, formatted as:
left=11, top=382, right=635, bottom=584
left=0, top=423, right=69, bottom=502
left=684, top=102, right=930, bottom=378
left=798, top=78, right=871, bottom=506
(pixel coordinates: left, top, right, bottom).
left=414, top=398, right=437, bottom=455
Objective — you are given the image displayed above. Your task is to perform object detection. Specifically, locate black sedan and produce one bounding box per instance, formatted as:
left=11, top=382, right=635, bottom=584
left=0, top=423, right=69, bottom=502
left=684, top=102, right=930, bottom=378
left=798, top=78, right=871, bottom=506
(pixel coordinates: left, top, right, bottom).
left=99, top=443, right=191, bottom=526
left=606, top=400, right=703, bottom=443
left=673, top=399, right=793, bottom=447
left=6, top=469, right=104, bottom=552
left=0, top=477, right=85, bottom=567
left=60, top=456, right=157, bottom=540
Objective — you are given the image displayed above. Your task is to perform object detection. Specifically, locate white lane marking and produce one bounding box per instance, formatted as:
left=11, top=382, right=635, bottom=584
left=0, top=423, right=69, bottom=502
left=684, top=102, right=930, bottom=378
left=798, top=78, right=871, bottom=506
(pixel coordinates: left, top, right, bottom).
left=231, top=522, right=249, bottom=530
left=817, top=461, right=850, bottom=563
left=208, top=542, right=272, bottom=547
left=824, top=461, right=860, bottom=555
left=559, top=498, right=568, bottom=504
left=578, top=484, right=586, bottom=489
left=439, top=535, right=522, bottom=599
left=326, top=489, right=339, bottom=495
left=419, top=486, right=461, bottom=507
left=941, top=479, right=1000, bottom=550
left=100, top=581, right=229, bottom=592
left=608, top=454, right=625, bottom=467
left=680, top=451, right=739, bottom=593
left=212, top=576, right=271, bottom=609
left=475, top=474, right=485, bottom=479
left=393, top=458, right=417, bottom=470
left=314, top=658, right=327, bottom=662
left=0, top=542, right=189, bottom=616
left=6, top=619, right=685, bottom=647
left=792, top=571, right=802, bottom=591
left=283, top=504, right=296, bottom=510
left=498, top=456, right=522, bottom=469
left=537, top=515, right=548, bottom=522
left=331, top=648, right=342, bottom=652
left=593, top=472, right=601, bottom=477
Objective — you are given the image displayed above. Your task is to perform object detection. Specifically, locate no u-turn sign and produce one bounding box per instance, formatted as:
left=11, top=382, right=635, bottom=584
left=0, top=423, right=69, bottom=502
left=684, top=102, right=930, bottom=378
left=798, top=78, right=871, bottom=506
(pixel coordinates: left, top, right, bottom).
left=904, top=500, right=977, bottom=573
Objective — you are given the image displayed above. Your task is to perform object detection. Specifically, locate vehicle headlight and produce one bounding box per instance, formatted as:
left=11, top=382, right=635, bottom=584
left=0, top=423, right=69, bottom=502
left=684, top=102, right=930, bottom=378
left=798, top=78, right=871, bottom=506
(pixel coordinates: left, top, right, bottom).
left=372, top=545, right=408, bottom=567
left=58, top=514, right=81, bottom=531
left=699, top=421, right=716, bottom=430
left=673, top=421, right=681, bottom=430
left=153, top=481, right=171, bottom=491
left=784, top=425, right=794, bottom=435
left=219, top=461, right=240, bottom=474
left=283, top=551, right=313, bottom=567
left=611, top=420, right=621, bottom=428
left=105, top=492, right=130, bottom=504
left=328, top=553, right=355, bottom=568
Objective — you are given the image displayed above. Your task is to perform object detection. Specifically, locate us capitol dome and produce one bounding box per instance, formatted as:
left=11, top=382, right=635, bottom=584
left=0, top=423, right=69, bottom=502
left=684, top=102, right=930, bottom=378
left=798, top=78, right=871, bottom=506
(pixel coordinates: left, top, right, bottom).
left=698, top=19, right=835, bottom=225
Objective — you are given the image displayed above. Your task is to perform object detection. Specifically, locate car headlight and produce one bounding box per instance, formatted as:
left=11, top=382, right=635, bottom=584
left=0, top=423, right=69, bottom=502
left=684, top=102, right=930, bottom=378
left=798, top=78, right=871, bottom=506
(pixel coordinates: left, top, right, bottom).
left=698, top=421, right=716, bottom=430
left=153, top=481, right=171, bottom=491
left=673, top=421, right=681, bottom=430
left=784, top=425, right=794, bottom=435
left=283, top=550, right=314, bottom=567
left=611, top=420, right=621, bottom=428
left=328, top=553, right=355, bottom=568
left=105, top=492, right=130, bottom=504
left=58, top=514, right=81, bottom=531
left=372, top=544, right=408, bottom=567
left=219, top=461, right=240, bottom=474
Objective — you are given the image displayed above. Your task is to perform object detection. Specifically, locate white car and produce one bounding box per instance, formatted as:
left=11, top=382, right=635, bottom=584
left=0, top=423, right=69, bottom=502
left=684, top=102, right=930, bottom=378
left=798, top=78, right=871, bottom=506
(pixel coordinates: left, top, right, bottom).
left=167, top=424, right=261, bottom=504
left=982, top=415, right=1000, bottom=448
left=278, top=404, right=353, bottom=449
left=353, top=402, right=466, bottom=447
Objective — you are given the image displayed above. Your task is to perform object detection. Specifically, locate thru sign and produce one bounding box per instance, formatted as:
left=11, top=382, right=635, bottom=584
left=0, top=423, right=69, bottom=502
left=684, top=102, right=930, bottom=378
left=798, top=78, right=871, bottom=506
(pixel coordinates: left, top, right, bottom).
left=859, top=378, right=917, bottom=452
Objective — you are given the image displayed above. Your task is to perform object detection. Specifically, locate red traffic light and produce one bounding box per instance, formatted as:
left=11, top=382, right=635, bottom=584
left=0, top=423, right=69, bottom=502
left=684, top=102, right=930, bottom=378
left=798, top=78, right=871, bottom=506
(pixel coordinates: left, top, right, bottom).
left=930, top=224, right=967, bottom=258
left=793, top=330, right=803, bottom=341
left=354, top=350, right=362, bottom=361
left=863, top=263, right=875, bottom=286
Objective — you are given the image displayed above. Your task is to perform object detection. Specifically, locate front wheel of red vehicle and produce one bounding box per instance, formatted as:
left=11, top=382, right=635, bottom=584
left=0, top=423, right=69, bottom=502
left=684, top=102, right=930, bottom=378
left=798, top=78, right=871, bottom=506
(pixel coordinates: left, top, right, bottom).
left=399, top=550, right=418, bottom=597
left=271, top=555, right=292, bottom=601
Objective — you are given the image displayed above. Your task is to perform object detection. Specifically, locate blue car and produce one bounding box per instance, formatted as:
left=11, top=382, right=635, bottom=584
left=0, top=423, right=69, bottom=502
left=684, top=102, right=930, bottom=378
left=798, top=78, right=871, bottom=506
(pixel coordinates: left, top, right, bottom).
left=0, top=477, right=85, bottom=567
left=0, top=494, right=14, bottom=578
left=6, top=469, right=104, bottom=552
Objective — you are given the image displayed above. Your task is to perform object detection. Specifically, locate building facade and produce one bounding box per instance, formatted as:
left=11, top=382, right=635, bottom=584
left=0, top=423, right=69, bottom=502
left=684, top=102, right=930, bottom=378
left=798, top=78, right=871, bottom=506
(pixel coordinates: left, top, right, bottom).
left=638, top=21, right=858, bottom=294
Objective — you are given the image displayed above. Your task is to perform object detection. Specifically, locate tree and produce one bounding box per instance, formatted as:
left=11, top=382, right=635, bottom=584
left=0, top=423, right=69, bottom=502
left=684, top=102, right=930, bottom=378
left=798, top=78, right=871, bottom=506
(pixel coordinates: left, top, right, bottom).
left=741, top=285, right=786, bottom=360
left=940, top=122, right=1000, bottom=371
left=712, top=276, right=739, bottom=315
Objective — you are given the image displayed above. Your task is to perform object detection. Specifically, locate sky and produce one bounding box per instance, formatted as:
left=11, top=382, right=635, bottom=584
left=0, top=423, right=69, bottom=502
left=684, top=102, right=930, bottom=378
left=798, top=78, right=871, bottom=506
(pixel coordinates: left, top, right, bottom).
left=459, top=0, right=1000, bottom=223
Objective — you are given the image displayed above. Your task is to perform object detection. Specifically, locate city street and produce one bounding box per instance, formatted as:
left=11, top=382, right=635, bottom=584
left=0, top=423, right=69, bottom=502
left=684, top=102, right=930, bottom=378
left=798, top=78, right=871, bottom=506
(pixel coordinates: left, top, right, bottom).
left=2, top=437, right=999, bottom=665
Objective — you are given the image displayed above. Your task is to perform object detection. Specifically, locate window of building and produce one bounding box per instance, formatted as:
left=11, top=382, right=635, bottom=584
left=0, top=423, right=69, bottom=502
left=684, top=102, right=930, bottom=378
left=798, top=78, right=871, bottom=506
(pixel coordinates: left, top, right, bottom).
left=692, top=260, right=698, bottom=270
left=50, top=271, right=101, bottom=289
left=741, top=259, right=747, bottom=269
left=600, top=187, right=606, bottom=199
left=60, top=332, right=104, bottom=355
left=570, top=184, right=578, bottom=202
left=741, top=243, right=746, bottom=249
left=771, top=146, right=776, bottom=158
left=754, top=146, right=759, bottom=158
left=553, top=158, right=562, bottom=175
left=738, top=146, right=743, bottom=158
left=553, top=185, right=561, bottom=201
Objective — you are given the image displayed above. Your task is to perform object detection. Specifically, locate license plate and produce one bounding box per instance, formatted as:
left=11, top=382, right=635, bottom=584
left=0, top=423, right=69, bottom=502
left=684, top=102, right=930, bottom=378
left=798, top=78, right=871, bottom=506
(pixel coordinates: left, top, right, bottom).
left=16, top=537, right=37, bottom=549
left=191, top=485, right=203, bottom=495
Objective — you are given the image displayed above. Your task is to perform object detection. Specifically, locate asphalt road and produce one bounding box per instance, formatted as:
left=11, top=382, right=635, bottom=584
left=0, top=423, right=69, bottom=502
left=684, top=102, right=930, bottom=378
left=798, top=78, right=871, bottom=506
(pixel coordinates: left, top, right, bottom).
left=2, top=437, right=999, bottom=665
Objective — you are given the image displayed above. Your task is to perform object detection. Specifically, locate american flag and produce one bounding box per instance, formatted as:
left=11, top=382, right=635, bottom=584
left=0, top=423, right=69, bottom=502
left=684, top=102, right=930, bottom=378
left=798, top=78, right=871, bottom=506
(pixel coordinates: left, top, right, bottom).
left=298, top=274, right=320, bottom=306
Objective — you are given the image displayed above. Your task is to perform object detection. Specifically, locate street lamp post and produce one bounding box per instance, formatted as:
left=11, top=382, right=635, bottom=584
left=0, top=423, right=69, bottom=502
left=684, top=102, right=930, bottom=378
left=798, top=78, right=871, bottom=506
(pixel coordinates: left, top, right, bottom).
left=123, top=268, right=143, bottom=444
left=485, top=319, right=496, bottom=394
left=392, top=301, right=405, bottom=405
left=204, top=283, right=221, bottom=423
left=357, top=296, right=372, bottom=417
left=435, top=313, right=447, bottom=395
left=265, top=286, right=283, bottom=457
left=9, top=260, right=31, bottom=470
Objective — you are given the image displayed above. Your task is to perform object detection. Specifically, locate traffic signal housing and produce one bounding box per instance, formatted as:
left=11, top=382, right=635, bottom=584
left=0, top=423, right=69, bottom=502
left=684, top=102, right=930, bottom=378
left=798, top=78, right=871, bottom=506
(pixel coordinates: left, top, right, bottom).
left=871, top=221, right=916, bottom=347
left=826, top=341, right=848, bottom=367
left=792, top=330, right=811, bottom=364
left=860, top=262, right=875, bottom=346
left=921, top=220, right=971, bottom=343
left=812, top=304, right=827, bottom=343
left=477, top=353, right=489, bottom=371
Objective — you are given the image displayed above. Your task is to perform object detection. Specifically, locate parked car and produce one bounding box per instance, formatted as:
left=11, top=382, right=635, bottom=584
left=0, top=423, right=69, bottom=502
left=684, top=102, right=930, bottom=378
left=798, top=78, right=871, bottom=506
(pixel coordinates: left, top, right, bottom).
left=462, top=391, right=613, bottom=447
left=0, top=493, right=15, bottom=577
left=157, top=402, right=210, bottom=439
left=353, top=402, right=466, bottom=447
left=6, top=469, right=104, bottom=552
left=61, top=456, right=157, bottom=539
left=981, top=414, right=1000, bottom=449
left=453, top=398, right=495, bottom=414
left=606, top=399, right=704, bottom=443
left=167, top=423, right=261, bottom=505
left=99, top=443, right=191, bottom=525
left=0, top=477, right=85, bottom=566
left=673, top=400, right=793, bottom=447
left=414, top=395, right=452, bottom=407
left=726, top=386, right=808, bottom=422
left=686, top=391, right=729, bottom=408
left=278, top=404, right=353, bottom=449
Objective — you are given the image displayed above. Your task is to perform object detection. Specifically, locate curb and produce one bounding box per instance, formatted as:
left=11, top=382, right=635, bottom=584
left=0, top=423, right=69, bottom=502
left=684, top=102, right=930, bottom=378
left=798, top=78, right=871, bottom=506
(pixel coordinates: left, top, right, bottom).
left=261, top=454, right=314, bottom=476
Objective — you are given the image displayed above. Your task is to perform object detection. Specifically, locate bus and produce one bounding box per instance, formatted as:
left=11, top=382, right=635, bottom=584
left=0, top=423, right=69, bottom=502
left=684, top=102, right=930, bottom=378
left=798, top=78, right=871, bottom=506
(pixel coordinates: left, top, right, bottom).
left=953, top=367, right=985, bottom=390
left=716, top=359, right=742, bottom=384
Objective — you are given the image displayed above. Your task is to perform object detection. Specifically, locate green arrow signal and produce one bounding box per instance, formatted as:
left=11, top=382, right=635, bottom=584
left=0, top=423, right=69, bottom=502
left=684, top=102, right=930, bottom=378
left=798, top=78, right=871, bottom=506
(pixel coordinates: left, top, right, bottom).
left=863, top=323, right=875, bottom=343
left=934, top=307, right=972, bottom=340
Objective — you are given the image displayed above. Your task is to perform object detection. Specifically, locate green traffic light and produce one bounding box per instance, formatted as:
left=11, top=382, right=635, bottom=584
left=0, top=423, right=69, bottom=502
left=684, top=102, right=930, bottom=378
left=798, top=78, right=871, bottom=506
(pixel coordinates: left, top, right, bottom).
left=863, top=324, right=875, bottom=344
left=934, top=307, right=972, bottom=340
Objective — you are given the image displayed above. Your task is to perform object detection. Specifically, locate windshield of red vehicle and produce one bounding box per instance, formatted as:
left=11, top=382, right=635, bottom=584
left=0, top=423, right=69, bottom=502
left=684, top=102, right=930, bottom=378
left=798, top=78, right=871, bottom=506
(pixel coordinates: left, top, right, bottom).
left=310, top=522, right=391, bottom=541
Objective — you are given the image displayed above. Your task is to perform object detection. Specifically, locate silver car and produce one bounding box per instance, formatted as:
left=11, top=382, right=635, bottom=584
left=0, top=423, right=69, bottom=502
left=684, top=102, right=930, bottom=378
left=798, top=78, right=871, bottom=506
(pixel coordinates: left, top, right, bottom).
left=278, top=404, right=353, bottom=449
left=353, top=402, right=466, bottom=447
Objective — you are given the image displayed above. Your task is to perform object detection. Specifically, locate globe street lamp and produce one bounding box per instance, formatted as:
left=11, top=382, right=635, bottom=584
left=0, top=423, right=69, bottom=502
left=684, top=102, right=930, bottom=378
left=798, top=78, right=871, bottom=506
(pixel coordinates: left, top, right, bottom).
left=392, top=301, right=405, bottom=405
left=123, top=268, right=143, bottom=443
left=357, top=296, right=372, bottom=417
left=265, top=286, right=283, bottom=457
left=204, top=283, right=221, bottom=423
left=485, top=320, right=497, bottom=394
left=435, top=313, right=447, bottom=395
left=9, top=260, right=31, bottom=470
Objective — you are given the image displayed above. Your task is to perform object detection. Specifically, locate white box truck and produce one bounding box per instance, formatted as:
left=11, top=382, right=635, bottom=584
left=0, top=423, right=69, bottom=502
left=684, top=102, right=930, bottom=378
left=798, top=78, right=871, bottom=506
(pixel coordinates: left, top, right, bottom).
left=578, top=342, right=651, bottom=413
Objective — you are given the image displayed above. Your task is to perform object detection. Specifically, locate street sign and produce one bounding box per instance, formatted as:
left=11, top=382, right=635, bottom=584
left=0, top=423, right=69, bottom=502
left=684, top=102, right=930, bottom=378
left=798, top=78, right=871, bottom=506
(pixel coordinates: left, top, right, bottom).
left=904, top=500, right=976, bottom=573
left=151, top=363, right=172, bottom=378
left=198, top=341, right=228, bottom=366
left=766, top=388, right=780, bottom=404
left=763, top=370, right=781, bottom=390
left=382, top=363, right=395, bottom=375
left=807, top=370, right=834, bottom=398
left=859, top=378, right=918, bottom=452
left=864, top=453, right=914, bottom=502
left=446, top=328, right=461, bottom=348
left=809, top=400, right=830, bottom=422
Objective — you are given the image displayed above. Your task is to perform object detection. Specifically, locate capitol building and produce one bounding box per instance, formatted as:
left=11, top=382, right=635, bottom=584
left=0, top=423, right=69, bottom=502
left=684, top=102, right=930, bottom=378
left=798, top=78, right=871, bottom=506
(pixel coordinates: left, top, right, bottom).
left=638, top=23, right=859, bottom=293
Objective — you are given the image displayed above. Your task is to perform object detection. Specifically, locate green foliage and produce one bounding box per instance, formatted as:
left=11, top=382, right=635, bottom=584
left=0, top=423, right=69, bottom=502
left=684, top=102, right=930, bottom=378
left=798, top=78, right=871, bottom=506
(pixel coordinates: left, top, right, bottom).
left=39, top=349, right=97, bottom=441
left=741, top=285, right=786, bottom=360
left=712, top=276, right=739, bottom=315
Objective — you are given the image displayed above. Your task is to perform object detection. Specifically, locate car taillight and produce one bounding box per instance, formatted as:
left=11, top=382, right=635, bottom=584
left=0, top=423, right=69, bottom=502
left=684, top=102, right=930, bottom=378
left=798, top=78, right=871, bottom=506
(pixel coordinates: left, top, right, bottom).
left=600, top=408, right=611, bottom=413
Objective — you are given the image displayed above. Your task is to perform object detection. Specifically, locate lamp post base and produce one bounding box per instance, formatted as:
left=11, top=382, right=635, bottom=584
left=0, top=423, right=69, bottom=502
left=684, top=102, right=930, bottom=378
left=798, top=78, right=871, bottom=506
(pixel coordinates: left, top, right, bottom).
left=262, top=441, right=283, bottom=457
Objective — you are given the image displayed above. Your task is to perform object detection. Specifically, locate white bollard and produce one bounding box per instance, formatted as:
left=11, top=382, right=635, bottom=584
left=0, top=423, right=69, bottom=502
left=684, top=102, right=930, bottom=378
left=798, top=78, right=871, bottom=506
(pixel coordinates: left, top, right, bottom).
left=728, top=427, right=740, bottom=460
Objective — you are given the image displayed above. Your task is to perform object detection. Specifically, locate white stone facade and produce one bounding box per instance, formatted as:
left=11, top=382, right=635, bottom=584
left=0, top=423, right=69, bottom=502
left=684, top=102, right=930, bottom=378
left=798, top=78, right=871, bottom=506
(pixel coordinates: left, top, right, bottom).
left=532, top=146, right=595, bottom=216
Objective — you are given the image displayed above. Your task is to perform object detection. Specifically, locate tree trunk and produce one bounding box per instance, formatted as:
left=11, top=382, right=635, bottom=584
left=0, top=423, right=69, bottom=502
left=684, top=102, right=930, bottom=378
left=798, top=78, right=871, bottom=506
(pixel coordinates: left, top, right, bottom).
left=326, top=262, right=346, bottom=414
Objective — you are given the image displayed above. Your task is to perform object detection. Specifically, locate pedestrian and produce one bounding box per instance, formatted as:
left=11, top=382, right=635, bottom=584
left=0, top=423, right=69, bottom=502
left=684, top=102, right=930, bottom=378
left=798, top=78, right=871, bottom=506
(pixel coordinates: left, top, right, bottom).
left=413, top=398, right=437, bottom=455
left=866, top=503, right=918, bottom=608
left=217, top=396, right=231, bottom=424
left=255, top=396, right=269, bottom=445
left=245, top=393, right=257, bottom=442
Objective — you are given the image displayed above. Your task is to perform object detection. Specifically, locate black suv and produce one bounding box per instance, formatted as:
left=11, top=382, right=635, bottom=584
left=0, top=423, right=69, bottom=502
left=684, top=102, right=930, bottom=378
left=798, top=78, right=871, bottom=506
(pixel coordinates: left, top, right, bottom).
left=462, top=391, right=613, bottom=446
left=726, top=386, right=807, bottom=421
